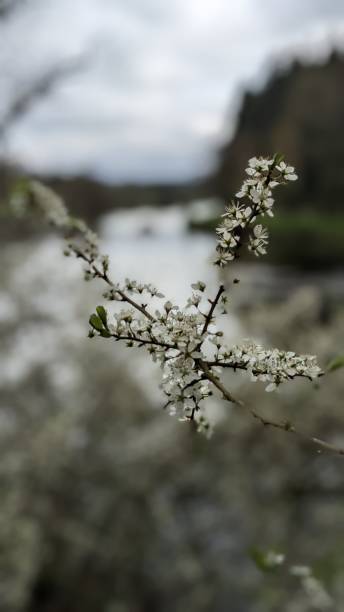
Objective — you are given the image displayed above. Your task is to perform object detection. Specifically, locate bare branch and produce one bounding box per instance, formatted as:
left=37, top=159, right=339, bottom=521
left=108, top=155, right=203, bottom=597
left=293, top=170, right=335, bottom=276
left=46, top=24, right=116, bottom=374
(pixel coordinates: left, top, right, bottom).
left=201, top=284, right=225, bottom=335
left=198, top=360, right=243, bottom=407
left=201, top=363, right=344, bottom=457
left=73, top=248, right=156, bottom=323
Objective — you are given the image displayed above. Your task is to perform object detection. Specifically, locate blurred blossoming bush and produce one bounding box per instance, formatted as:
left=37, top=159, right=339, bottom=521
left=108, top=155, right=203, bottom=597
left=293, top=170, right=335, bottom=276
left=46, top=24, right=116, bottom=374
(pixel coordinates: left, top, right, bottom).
left=1, top=154, right=343, bottom=611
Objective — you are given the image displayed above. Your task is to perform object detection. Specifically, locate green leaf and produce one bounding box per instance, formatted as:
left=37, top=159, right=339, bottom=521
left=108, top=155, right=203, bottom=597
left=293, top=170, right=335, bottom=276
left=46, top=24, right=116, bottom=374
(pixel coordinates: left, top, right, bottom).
left=89, top=314, right=104, bottom=332
left=250, top=549, right=270, bottom=572
left=327, top=355, right=344, bottom=372
left=96, top=305, right=108, bottom=329
left=273, top=152, right=284, bottom=165
left=99, top=329, right=111, bottom=338
left=249, top=548, right=284, bottom=573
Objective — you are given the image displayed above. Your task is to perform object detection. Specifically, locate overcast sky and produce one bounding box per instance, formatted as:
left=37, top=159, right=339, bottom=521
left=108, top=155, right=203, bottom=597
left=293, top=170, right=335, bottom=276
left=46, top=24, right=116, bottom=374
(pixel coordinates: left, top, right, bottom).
left=1, top=0, right=344, bottom=182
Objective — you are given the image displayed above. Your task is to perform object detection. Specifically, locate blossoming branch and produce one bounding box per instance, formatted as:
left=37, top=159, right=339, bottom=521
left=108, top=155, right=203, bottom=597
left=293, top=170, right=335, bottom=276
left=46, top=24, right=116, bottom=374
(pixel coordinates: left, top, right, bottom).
left=13, top=154, right=344, bottom=456
left=215, top=156, right=297, bottom=265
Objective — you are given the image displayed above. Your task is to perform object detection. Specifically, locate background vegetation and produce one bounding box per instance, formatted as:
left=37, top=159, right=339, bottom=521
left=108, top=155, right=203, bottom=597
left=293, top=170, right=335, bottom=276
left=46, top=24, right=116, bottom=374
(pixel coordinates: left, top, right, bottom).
left=1, top=2, right=344, bottom=610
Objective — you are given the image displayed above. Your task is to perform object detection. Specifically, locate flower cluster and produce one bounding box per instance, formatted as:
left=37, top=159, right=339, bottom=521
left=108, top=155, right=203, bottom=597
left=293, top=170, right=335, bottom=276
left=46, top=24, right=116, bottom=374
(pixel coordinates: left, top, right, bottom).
left=23, top=180, right=70, bottom=227
left=88, top=296, right=214, bottom=432
left=211, top=340, right=321, bottom=392
left=215, top=155, right=298, bottom=265
left=248, top=224, right=269, bottom=257
left=103, top=279, right=164, bottom=301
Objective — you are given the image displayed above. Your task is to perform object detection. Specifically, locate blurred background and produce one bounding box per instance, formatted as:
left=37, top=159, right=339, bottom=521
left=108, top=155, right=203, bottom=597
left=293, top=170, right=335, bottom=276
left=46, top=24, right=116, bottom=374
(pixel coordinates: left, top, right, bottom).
left=1, top=1, right=344, bottom=610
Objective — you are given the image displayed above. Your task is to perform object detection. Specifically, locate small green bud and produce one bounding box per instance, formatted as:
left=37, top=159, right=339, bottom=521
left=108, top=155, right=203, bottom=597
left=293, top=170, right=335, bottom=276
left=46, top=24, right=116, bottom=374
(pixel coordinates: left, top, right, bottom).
left=96, top=305, right=108, bottom=329
left=89, top=314, right=104, bottom=332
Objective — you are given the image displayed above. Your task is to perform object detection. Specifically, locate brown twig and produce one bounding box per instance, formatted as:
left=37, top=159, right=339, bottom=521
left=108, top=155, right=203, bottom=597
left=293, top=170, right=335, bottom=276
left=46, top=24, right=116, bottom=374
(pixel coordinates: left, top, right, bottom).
left=201, top=285, right=225, bottom=335
left=200, top=362, right=344, bottom=457
left=247, top=406, right=344, bottom=456
left=226, top=159, right=276, bottom=261
left=74, top=248, right=155, bottom=322
left=109, top=332, right=176, bottom=351
left=198, top=360, right=243, bottom=407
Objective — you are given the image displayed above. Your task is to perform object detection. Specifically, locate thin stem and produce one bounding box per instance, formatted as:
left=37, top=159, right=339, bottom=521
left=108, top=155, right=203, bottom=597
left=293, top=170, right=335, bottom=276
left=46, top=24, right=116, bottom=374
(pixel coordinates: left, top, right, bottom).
left=247, top=406, right=344, bottom=456
left=198, top=360, right=243, bottom=407
left=201, top=362, right=344, bottom=457
left=229, top=161, right=276, bottom=260
left=110, top=332, right=177, bottom=351
left=201, top=284, right=225, bottom=335
left=206, top=359, right=323, bottom=382
left=111, top=286, right=154, bottom=322
left=74, top=247, right=155, bottom=321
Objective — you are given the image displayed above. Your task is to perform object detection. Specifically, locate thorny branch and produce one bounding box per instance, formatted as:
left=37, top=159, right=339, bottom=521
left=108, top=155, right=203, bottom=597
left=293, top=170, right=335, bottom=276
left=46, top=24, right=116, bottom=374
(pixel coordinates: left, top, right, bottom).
left=15, top=155, right=344, bottom=456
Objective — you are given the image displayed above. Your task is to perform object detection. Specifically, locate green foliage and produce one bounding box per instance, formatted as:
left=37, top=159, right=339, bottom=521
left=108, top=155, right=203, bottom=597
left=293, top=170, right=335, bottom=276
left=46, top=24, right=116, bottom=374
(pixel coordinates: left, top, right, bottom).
left=89, top=309, right=111, bottom=337
left=250, top=548, right=284, bottom=573
left=89, top=313, right=104, bottom=332
left=273, top=152, right=285, bottom=166
left=327, top=355, right=344, bottom=372
left=96, top=305, right=108, bottom=329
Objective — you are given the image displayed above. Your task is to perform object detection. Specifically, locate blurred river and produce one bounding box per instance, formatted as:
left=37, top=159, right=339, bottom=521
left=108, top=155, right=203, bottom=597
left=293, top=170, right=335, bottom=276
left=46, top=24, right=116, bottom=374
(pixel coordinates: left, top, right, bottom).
left=100, top=204, right=219, bottom=304
left=101, top=204, right=344, bottom=306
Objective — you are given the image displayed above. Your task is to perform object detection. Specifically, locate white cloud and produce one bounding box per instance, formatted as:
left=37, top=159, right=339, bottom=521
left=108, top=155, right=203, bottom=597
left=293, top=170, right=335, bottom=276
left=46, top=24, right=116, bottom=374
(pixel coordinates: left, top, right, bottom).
left=2, top=0, right=344, bottom=181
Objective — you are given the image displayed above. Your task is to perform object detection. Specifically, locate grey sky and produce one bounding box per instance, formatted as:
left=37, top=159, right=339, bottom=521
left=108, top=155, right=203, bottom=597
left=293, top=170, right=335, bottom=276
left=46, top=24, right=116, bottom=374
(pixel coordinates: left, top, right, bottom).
left=2, top=0, right=344, bottom=182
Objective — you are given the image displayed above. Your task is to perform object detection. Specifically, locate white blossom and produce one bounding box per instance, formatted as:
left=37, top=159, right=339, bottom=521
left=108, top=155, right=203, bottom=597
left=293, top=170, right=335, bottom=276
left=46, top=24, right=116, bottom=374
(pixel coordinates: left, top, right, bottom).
left=276, top=160, right=298, bottom=181
left=213, top=340, right=321, bottom=391
left=191, top=281, right=206, bottom=292
left=215, top=155, right=297, bottom=266
left=248, top=224, right=269, bottom=256
left=265, top=551, right=286, bottom=568
left=290, top=565, right=333, bottom=609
